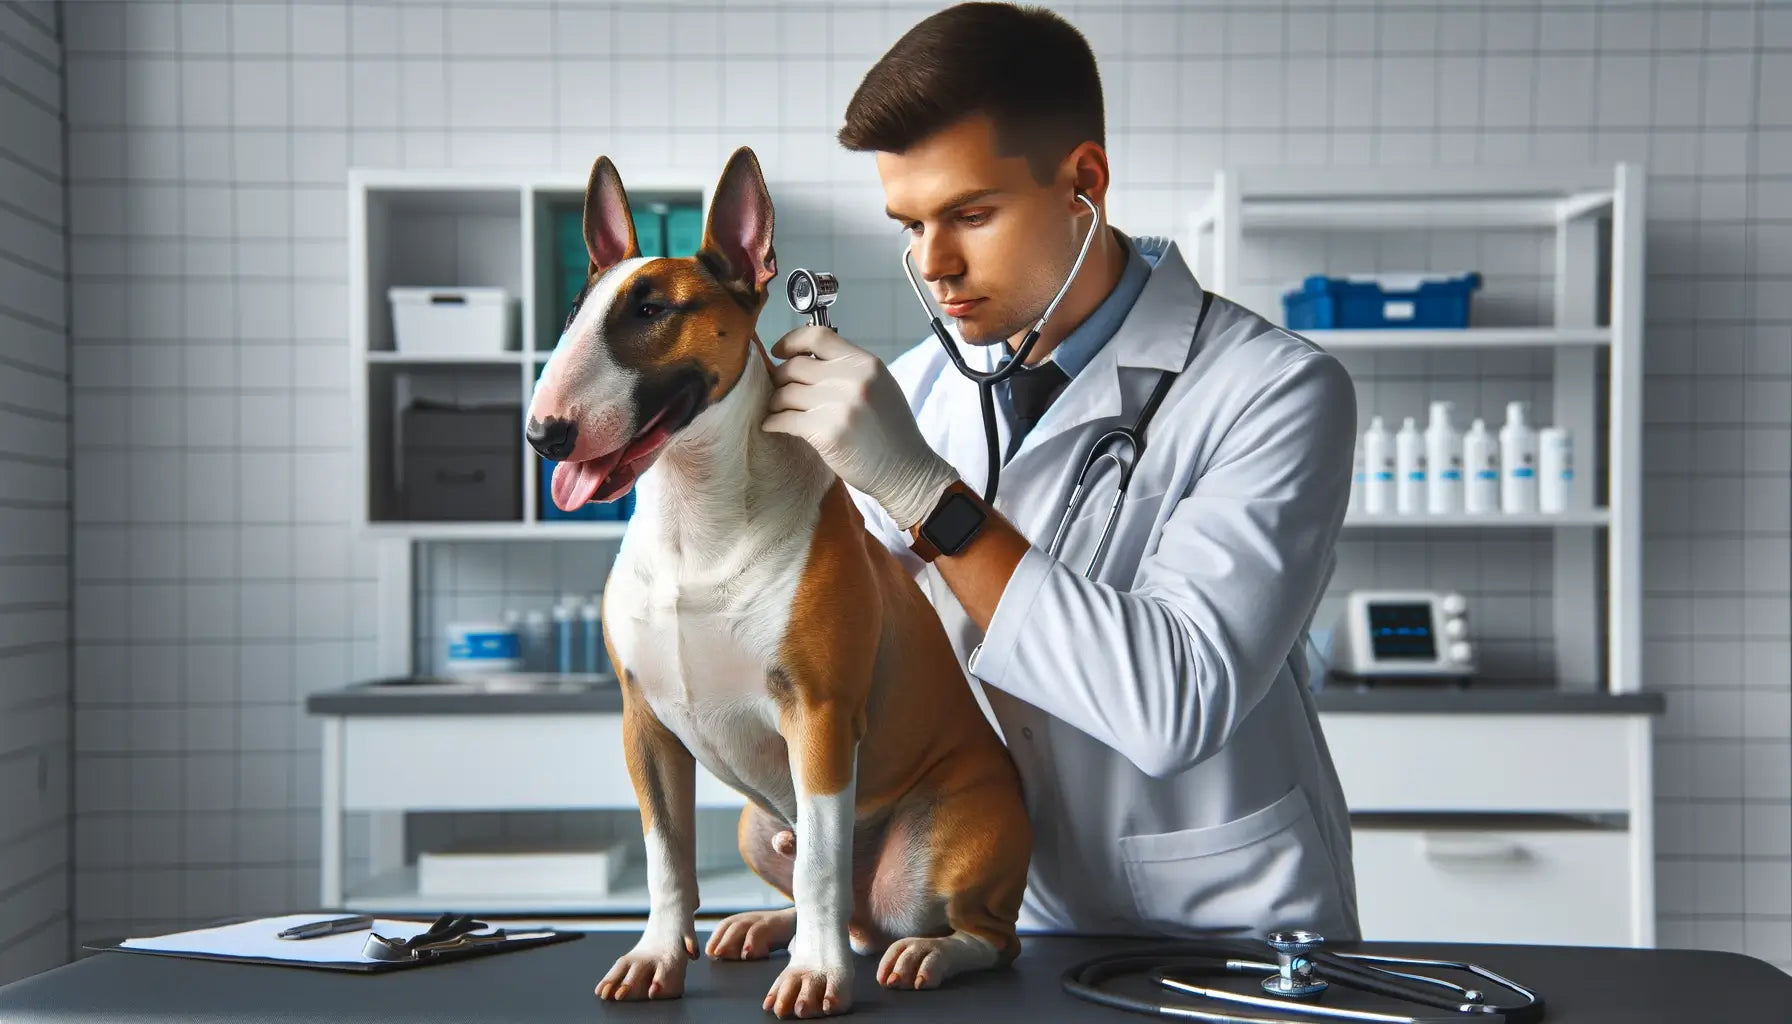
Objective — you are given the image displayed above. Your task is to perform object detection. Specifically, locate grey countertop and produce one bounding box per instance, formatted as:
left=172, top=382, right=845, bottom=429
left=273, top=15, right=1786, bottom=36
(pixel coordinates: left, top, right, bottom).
left=306, top=675, right=1664, bottom=716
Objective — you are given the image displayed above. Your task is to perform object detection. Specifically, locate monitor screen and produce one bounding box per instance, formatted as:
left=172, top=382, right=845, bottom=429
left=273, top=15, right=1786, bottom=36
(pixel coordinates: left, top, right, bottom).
left=1367, top=602, right=1437, bottom=661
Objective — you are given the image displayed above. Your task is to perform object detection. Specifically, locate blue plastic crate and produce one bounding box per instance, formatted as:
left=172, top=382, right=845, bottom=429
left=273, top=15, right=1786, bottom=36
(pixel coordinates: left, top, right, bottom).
left=1282, top=272, right=1482, bottom=330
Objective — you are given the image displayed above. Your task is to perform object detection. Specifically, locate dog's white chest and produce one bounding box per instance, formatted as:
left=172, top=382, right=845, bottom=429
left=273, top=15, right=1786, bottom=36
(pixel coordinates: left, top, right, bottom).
left=628, top=596, right=777, bottom=708
left=605, top=522, right=815, bottom=819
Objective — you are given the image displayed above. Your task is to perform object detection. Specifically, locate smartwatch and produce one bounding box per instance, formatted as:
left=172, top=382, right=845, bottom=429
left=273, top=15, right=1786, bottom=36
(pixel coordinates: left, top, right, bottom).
left=908, top=480, right=986, bottom=562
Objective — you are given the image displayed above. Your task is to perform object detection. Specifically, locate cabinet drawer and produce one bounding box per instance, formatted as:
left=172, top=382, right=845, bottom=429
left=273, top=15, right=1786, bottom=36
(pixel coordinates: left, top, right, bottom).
left=340, top=715, right=746, bottom=811
left=1350, top=824, right=1632, bottom=946
left=401, top=451, right=520, bottom=521
left=1319, top=713, right=1636, bottom=813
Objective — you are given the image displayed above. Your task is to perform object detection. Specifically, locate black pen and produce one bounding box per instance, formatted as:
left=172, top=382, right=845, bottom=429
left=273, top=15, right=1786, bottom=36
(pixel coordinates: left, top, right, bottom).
left=277, top=915, right=373, bottom=940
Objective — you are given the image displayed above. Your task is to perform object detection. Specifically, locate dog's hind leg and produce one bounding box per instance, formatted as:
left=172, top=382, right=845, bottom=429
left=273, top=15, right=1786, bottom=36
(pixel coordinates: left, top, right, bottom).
left=875, top=770, right=1030, bottom=990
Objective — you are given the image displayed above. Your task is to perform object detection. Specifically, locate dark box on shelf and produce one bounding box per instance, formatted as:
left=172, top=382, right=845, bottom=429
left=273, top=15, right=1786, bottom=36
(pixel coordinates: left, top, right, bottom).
left=399, top=401, right=523, bottom=521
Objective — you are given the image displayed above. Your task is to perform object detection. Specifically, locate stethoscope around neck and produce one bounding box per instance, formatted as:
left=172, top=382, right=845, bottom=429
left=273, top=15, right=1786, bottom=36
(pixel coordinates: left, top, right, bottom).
left=901, top=191, right=1103, bottom=508
left=900, top=193, right=1203, bottom=579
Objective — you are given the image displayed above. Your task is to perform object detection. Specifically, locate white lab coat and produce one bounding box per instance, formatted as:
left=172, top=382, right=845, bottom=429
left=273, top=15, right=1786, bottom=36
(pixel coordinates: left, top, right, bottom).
left=849, top=238, right=1362, bottom=941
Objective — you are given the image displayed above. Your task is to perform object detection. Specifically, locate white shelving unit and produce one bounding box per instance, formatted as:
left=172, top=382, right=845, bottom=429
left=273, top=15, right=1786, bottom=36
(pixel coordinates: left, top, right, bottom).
left=1191, top=163, right=1644, bottom=697
left=1303, top=326, right=1611, bottom=351
left=1344, top=509, right=1612, bottom=529
left=1191, top=164, right=1655, bottom=949
left=347, top=168, right=710, bottom=542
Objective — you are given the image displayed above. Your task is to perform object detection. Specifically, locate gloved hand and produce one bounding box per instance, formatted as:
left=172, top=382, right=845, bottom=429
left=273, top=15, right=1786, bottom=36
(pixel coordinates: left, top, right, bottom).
left=762, top=325, right=961, bottom=531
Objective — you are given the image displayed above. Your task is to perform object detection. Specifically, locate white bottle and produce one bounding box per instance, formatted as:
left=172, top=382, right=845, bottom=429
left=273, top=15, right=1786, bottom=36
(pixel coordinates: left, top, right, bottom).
left=522, top=609, right=552, bottom=673
left=1424, top=400, right=1463, bottom=515
left=1361, top=417, right=1394, bottom=515
left=1395, top=416, right=1425, bottom=515
left=552, top=602, right=576, bottom=674
left=1499, top=400, right=1538, bottom=514
left=1539, top=426, right=1573, bottom=513
left=1464, top=418, right=1499, bottom=513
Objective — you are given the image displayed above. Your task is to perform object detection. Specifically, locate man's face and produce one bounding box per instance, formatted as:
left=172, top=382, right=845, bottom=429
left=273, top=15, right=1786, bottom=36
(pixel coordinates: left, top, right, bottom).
left=877, top=114, right=1084, bottom=349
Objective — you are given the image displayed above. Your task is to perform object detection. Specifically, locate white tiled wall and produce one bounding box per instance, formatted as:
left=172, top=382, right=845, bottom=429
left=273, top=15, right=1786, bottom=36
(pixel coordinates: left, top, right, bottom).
left=52, top=0, right=1792, bottom=978
left=0, top=0, right=70, bottom=987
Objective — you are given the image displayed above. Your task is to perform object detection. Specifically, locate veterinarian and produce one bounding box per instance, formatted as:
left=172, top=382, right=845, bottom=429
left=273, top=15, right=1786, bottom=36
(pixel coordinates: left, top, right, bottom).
left=762, top=2, right=1362, bottom=943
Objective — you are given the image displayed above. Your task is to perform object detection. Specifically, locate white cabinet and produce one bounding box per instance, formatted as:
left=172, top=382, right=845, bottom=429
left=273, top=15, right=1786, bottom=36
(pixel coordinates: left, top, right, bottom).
left=1321, top=711, right=1655, bottom=948
left=314, top=704, right=1657, bottom=946
left=318, top=711, right=788, bottom=918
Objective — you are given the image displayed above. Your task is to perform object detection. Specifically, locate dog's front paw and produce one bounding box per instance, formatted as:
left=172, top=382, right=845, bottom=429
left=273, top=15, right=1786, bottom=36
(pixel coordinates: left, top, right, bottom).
left=763, top=958, right=852, bottom=1018
left=595, top=938, right=696, bottom=1001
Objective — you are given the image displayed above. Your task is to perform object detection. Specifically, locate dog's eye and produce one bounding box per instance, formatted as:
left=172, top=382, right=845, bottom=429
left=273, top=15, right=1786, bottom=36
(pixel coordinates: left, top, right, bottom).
left=636, top=302, right=665, bottom=318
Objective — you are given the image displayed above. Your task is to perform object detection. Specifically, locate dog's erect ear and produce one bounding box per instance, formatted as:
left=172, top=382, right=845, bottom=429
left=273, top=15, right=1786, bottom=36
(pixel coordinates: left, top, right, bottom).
left=583, top=155, right=640, bottom=276
left=698, top=146, right=776, bottom=307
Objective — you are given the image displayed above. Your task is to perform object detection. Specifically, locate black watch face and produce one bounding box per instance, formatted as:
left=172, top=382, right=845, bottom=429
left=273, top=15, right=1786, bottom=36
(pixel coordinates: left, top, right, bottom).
left=925, top=493, right=984, bottom=554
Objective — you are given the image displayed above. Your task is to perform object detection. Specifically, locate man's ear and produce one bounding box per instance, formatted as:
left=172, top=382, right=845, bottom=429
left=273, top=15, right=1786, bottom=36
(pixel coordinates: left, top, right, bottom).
left=698, top=146, right=776, bottom=308
left=583, top=155, right=641, bottom=276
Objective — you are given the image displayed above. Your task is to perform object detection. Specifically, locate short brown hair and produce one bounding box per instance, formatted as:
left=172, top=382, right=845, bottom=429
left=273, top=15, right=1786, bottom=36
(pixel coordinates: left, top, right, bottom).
left=837, top=2, right=1104, bottom=186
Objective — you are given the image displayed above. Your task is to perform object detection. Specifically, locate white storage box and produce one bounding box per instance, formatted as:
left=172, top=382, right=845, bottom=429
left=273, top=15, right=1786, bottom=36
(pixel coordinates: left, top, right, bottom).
left=417, top=837, right=632, bottom=897
left=389, top=286, right=516, bottom=355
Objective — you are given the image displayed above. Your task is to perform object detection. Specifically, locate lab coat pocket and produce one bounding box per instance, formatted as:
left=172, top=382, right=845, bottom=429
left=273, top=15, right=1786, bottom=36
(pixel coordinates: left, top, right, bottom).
left=1117, top=786, right=1337, bottom=936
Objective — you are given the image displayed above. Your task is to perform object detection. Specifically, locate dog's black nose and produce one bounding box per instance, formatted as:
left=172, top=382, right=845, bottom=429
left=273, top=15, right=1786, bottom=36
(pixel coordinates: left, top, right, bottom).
left=526, top=417, right=578, bottom=461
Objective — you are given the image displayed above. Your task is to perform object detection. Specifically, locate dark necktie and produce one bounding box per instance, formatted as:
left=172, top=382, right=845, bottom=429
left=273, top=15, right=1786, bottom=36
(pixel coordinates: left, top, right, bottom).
left=1004, top=358, right=1070, bottom=459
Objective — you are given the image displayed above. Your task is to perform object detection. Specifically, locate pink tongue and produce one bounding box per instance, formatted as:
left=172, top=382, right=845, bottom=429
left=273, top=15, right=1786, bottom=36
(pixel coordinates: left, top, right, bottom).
left=551, top=454, right=618, bottom=512
left=548, top=416, right=680, bottom=511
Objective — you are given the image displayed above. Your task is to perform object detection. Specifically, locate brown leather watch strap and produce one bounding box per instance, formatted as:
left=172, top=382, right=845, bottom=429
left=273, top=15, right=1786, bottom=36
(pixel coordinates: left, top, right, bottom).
left=908, top=528, right=942, bottom=563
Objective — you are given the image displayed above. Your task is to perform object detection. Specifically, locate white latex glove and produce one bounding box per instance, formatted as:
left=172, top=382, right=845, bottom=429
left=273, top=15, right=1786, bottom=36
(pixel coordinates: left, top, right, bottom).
left=762, top=325, right=961, bottom=531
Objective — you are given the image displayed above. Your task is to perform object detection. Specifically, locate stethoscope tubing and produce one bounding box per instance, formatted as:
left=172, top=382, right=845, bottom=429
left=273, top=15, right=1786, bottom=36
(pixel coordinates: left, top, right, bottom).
left=903, top=192, right=1102, bottom=505
left=904, top=195, right=1207, bottom=580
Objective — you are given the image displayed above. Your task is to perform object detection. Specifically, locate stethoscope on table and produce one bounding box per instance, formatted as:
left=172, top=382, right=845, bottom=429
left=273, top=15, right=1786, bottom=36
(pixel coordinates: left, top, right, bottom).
left=1061, top=930, right=1546, bottom=1024
left=787, top=192, right=1204, bottom=580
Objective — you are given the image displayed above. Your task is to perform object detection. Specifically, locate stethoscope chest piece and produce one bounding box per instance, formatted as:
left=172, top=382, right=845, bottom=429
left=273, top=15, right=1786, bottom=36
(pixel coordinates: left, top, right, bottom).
left=786, top=268, right=838, bottom=329
left=1261, top=931, right=1329, bottom=998
left=1062, top=928, right=1545, bottom=1024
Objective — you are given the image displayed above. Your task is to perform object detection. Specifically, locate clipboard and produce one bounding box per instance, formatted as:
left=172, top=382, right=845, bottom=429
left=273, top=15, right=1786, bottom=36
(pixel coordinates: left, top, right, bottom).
left=82, top=911, right=582, bottom=973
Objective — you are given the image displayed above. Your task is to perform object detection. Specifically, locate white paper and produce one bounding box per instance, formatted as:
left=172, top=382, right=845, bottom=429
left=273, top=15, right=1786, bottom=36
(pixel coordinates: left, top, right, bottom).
left=119, top=914, right=451, bottom=965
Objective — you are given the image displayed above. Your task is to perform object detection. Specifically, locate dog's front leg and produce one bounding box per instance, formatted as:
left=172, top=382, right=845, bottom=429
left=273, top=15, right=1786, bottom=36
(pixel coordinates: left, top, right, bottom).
left=596, top=673, right=700, bottom=1001
left=764, top=700, right=862, bottom=1019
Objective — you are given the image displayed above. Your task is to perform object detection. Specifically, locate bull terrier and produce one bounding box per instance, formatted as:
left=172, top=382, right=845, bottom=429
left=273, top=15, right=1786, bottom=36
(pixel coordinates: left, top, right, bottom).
left=524, top=146, right=1032, bottom=1019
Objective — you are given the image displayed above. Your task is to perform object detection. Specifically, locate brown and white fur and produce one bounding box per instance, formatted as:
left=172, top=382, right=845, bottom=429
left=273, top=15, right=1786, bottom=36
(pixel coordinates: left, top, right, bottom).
left=525, top=147, right=1031, bottom=1019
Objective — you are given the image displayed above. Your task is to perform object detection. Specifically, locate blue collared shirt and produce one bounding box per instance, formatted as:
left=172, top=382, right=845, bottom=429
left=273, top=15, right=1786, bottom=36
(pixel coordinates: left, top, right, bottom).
left=997, top=229, right=1164, bottom=448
